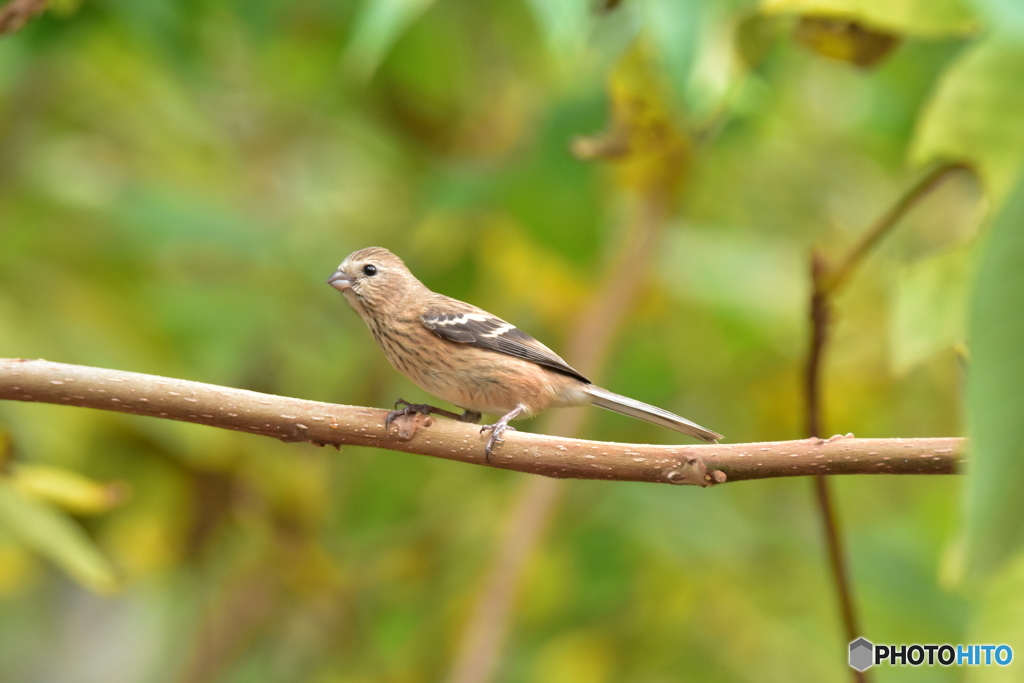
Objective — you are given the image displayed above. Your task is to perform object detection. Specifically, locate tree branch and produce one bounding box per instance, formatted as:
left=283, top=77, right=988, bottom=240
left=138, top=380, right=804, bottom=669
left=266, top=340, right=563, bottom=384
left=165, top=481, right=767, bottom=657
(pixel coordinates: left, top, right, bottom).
left=1, top=359, right=963, bottom=484
left=823, top=163, right=971, bottom=294
left=449, top=132, right=682, bottom=683
left=0, top=0, right=47, bottom=36
left=804, top=162, right=972, bottom=681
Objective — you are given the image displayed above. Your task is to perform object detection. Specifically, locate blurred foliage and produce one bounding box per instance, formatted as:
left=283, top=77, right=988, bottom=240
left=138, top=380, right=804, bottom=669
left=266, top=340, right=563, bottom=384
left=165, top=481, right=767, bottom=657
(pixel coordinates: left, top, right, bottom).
left=911, top=35, right=1024, bottom=200
left=792, top=16, right=900, bottom=68
left=964, top=172, right=1024, bottom=584
left=762, top=0, right=979, bottom=37
left=0, top=0, right=1021, bottom=681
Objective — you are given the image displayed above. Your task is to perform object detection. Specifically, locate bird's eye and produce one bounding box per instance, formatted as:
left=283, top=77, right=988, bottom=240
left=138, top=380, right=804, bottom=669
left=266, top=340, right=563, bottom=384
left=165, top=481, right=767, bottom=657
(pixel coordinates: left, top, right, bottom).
left=362, top=264, right=378, bottom=276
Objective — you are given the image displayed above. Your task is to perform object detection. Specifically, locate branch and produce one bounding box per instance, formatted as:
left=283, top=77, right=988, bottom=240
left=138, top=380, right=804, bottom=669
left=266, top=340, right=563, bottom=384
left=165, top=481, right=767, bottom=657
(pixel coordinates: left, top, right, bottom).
left=0, top=0, right=47, bottom=36
left=1, top=359, right=963, bottom=485
left=449, top=135, right=680, bottom=683
left=822, top=162, right=971, bottom=294
left=804, top=162, right=973, bottom=681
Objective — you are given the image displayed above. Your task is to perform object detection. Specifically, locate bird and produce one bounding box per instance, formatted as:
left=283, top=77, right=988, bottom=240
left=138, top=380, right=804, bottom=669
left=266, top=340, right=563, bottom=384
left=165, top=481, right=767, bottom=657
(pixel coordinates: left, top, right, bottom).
left=327, top=247, right=722, bottom=460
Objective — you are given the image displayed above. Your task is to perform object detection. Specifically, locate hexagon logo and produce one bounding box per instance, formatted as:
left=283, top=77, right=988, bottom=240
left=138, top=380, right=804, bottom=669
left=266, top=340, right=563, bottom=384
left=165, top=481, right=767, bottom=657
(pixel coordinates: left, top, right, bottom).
left=849, top=638, right=874, bottom=671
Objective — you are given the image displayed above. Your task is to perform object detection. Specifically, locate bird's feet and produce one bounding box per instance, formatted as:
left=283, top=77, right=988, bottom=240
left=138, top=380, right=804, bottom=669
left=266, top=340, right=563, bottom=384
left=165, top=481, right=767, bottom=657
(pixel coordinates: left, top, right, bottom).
left=479, top=404, right=526, bottom=463
left=480, top=423, right=516, bottom=463
left=385, top=399, right=417, bottom=429
left=386, top=399, right=443, bottom=428
left=385, top=399, right=481, bottom=428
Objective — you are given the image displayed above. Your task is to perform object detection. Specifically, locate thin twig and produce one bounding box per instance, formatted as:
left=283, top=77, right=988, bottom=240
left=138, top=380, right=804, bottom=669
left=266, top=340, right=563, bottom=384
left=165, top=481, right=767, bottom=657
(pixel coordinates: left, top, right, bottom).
left=447, top=192, right=673, bottom=683
left=176, top=566, right=281, bottom=683
left=0, top=358, right=963, bottom=483
left=444, top=476, right=562, bottom=683
left=823, top=163, right=970, bottom=294
left=448, top=46, right=689, bottom=680
left=804, top=162, right=972, bottom=683
left=808, top=252, right=864, bottom=680
left=0, top=0, right=47, bottom=36
left=806, top=250, right=830, bottom=440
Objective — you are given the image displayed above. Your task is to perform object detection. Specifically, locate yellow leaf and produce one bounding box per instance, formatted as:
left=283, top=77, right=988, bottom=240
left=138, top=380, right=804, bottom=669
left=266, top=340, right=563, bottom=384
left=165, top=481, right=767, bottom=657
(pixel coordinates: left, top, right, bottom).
left=793, top=16, right=900, bottom=68
left=10, top=464, right=129, bottom=515
left=0, top=481, right=119, bottom=594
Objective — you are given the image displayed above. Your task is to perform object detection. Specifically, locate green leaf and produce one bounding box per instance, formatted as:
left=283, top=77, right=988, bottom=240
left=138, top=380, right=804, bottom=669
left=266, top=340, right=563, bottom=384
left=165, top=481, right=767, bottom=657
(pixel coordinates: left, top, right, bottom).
left=0, top=480, right=119, bottom=594
left=641, top=0, right=728, bottom=120
left=890, top=242, right=975, bottom=374
left=736, top=14, right=786, bottom=69
left=643, top=0, right=704, bottom=92
left=524, top=0, right=593, bottom=67
left=343, top=0, right=438, bottom=80
left=911, top=37, right=1024, bottom=203
left=970, top=0, right=1024, bottom=36
left=963, top=169, right=1024, bottom=583
left=761, top=0, right=979, bottom=37
left=965, top=551, right=1024, bottom=683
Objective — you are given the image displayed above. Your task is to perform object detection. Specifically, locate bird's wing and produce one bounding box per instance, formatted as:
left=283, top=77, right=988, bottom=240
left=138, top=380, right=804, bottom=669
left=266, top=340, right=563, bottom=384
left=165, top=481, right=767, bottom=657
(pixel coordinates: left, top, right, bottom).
left=420, top=305, right=590, bottom=384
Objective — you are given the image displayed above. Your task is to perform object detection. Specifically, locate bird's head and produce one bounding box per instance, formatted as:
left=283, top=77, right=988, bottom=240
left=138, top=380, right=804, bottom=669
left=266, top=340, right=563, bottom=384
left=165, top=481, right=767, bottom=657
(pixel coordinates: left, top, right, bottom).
left=327, top=247, right=423, bottom=318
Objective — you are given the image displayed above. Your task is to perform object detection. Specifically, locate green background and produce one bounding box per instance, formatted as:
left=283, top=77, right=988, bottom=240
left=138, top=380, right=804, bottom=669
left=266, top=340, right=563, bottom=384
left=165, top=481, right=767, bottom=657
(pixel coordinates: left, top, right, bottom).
left=1, top=0, right=1023, bottom=681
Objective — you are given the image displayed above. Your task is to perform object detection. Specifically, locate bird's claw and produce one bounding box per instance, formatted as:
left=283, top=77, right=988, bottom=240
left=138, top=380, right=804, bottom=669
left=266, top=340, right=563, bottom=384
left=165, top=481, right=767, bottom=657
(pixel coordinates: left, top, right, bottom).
left=477, top=405, right=526, bottom=463
left=386, top=398, right=468, bottom=429
left=385, top=398, right=415, bottom=428
left=385, top=409, right=408, bottom=428
left=480, top=423, right=516, bottom=462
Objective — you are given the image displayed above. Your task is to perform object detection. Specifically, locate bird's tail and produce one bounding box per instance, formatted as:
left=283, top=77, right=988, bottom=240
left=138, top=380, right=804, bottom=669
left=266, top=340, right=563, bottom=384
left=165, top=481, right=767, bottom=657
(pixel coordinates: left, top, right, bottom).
left=583, top=385, right=722, bottom=443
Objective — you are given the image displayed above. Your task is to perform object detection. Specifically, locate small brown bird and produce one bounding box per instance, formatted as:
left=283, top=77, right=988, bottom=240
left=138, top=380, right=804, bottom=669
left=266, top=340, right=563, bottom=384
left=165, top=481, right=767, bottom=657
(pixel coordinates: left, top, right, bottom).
left=328, top=247, right=721, bottom=459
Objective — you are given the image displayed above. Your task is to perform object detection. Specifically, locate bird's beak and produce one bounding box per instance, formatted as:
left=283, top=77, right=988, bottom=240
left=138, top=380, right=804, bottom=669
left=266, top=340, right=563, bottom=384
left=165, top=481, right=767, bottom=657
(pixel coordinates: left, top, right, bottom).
left=327, top=269, right=353, bottom=292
